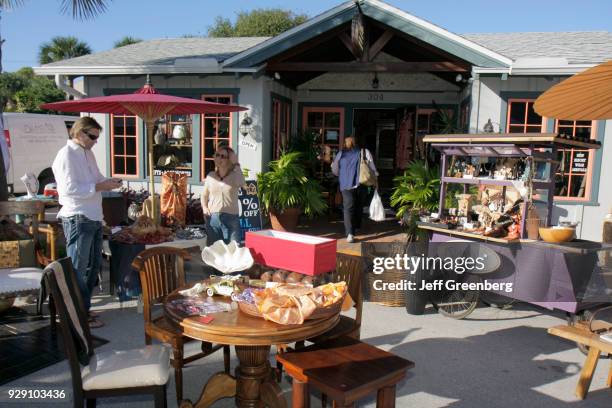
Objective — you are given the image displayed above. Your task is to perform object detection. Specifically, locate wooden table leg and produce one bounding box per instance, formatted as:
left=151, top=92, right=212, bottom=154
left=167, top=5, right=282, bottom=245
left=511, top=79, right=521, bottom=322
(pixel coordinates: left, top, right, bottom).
left=290, top=380, right=309, bottom=408
left=607, top=359, right=612, bottom=388
left=376, top=385, right=396, bottom=408
left=576, top=347, right=601, bottom=399
left=181, top=372, right=236, bottom=408
left=234, top=345, right=287, bottom=408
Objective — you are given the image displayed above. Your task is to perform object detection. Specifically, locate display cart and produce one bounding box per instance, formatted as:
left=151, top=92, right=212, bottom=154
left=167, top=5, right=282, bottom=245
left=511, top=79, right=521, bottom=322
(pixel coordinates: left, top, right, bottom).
left=416, top=133, right=610, bottom=319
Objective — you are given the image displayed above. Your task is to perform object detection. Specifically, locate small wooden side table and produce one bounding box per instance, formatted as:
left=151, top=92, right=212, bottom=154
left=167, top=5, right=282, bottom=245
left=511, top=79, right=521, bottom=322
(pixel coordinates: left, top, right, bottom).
left=276, top=336, right=414, bottom=408
left=548, top=325, right=612, bottom=399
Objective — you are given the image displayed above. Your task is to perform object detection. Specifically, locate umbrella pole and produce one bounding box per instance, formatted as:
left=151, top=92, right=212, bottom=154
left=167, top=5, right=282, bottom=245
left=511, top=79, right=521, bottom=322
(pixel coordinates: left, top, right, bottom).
left=146, top=120, right=157, bottom=223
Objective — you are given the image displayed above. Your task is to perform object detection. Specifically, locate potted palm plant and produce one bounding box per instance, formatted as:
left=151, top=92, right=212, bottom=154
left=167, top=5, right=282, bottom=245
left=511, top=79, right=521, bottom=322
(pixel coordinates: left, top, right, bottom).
left=257, top=152, right=327, bottom=231
left=389, top=160, right=440, bottom=315
left=390, top=160, right=440, bottom=241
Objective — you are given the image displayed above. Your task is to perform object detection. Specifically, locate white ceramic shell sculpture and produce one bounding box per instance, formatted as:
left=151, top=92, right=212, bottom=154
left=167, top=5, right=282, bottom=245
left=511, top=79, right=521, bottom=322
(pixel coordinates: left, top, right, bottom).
left=201, top=240, right=254, bottom=274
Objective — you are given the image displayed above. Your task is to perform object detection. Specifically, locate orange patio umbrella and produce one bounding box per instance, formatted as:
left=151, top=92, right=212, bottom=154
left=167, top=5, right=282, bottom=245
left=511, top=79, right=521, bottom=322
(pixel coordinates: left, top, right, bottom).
left=534, top=59, right=612, bottom=120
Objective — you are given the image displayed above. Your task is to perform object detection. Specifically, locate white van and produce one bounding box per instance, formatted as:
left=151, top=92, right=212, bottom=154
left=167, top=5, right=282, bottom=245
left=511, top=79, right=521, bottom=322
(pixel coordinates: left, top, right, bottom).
left=2, top=112, right=76, bottom=194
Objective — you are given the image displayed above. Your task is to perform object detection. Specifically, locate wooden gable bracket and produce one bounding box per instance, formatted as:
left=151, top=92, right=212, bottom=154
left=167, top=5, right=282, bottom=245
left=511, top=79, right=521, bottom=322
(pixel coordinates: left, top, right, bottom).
left=367, top=30, right=394, bottom=62
left=339, top=32, right=362, bottom=60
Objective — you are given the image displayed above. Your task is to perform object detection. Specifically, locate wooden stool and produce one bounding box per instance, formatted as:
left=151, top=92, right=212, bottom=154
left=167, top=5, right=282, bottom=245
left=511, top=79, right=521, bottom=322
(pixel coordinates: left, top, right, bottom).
left=548, top=325, right=612, bottom=399
left=276, top=337, right=414, bottom=408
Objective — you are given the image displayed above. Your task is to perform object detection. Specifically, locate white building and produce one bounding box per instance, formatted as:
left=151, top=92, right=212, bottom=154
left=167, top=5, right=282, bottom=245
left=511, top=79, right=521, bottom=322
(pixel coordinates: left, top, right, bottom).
left=34, top=0, right=612, bottom=241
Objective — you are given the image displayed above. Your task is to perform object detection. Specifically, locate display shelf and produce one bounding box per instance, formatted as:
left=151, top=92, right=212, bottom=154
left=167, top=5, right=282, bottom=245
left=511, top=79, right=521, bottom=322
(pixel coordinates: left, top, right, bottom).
left=156, top=143, right=193, bottom=148
left=417, top=224, right=522, bottom=244
left=441, top=177, right=551, bottom=190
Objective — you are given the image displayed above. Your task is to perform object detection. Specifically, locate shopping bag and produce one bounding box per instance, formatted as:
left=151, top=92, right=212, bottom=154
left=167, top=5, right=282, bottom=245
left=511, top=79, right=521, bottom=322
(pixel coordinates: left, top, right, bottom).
left=369, top=190, right=385, bottom=221
left=359, top=149, right=377, bottom=186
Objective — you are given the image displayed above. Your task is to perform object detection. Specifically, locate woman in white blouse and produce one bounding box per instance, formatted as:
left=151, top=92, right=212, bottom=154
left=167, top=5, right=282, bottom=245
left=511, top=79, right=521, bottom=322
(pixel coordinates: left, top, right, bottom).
left=200, top=146, right=245, bottom=245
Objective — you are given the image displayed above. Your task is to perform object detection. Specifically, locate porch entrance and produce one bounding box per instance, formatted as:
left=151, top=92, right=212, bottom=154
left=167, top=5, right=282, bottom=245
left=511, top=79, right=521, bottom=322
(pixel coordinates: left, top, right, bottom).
left=352, top=108, right=416, bottom=191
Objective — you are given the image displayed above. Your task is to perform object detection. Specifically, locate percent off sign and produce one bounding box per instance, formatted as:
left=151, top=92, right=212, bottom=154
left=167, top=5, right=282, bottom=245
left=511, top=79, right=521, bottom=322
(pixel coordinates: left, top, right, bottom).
left=241, top=197, right=259, bottom=217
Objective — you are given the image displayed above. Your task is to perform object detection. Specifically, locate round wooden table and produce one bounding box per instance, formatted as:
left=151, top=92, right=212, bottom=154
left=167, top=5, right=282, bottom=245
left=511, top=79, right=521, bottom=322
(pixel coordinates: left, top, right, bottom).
left=164, top=289, right=340, bottom=408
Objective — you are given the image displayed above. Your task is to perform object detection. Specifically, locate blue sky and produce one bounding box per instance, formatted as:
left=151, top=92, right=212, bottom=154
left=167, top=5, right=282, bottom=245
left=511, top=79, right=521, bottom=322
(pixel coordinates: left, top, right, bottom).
left=2, top=0, right=611, bottom=72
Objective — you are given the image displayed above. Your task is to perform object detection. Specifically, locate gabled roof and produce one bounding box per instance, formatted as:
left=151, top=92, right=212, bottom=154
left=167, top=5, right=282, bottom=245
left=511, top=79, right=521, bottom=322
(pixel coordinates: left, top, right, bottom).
left=33, top=1, right=611, bottom=77
left=463, top=31, right=612, bottom=64
left=223, top=0, right=513, bottom=69
left=35, top=37, right=269, bottom=75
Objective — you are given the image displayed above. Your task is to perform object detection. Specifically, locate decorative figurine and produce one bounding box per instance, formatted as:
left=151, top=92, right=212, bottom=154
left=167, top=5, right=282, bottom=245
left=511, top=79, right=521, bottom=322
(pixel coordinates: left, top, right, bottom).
left=457, top=194, right=474, bottom=216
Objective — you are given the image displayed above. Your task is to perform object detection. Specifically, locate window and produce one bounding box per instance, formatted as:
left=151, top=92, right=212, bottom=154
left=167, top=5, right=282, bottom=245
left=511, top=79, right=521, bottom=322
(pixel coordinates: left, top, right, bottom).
left=202, top=95, right=233, bottom=179
left=506, top=99, right=544, bottom=133
left=152, top=114, right=193, bottom=178
left=111, top=114, right=138, bottom=177
left=554, top=120, right=596, bottom=200
left=302, top=107, right=344, bottom=180
left=272, top=97, right=291, bottom=160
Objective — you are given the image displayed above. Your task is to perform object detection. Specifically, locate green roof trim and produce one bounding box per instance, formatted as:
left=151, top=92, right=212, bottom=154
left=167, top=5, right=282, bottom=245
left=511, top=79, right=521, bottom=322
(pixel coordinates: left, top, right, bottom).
left=225, top=0, right=510, bottom=69
left=360, top=3, right=510, bottom=68
left=225, top=8, right=356, bottom=68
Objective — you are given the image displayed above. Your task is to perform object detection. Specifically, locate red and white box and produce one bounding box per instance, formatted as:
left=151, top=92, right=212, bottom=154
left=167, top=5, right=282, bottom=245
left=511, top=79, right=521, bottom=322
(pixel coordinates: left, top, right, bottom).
left=245, top=230, right=337, bottom=276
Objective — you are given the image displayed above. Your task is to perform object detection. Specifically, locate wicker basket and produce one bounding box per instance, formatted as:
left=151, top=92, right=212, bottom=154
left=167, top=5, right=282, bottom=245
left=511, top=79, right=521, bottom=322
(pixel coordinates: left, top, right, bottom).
left=0, top=241, right=20, bottom=268
left=362, top=241, right=418, bottom=307
left=238, top=293, right=344, bottom=321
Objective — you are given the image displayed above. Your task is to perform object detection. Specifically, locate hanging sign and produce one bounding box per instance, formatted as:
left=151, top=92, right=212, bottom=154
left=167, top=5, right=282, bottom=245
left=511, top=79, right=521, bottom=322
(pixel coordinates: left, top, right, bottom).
left=238, top=180, right=262, bottom=240
left=240, top=137, right=258, bottom=150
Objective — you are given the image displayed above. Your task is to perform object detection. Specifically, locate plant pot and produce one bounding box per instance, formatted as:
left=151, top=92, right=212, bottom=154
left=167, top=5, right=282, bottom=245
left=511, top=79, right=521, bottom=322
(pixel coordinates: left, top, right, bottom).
left=269, top=208, right=301, bottom=232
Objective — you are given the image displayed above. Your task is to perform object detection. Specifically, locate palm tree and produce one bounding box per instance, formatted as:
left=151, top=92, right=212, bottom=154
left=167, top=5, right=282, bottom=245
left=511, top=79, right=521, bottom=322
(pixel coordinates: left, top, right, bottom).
left=0, top=0, right=109, bottom=200
left=39, top=36, right=92, bottom=65
left=114, top=36, right=142, bottom=48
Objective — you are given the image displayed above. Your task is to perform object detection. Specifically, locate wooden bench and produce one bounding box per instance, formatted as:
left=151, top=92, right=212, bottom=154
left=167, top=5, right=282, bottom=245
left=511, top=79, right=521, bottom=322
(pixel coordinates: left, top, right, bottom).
left=276, top=336, right=414, bottom=408
left=547, top=325, right=612, bottom=399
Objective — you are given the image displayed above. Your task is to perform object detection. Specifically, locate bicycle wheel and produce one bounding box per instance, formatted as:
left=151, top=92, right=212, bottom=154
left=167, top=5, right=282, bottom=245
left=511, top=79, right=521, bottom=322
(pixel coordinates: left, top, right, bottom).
left=431, top=274, right=480, bottom=319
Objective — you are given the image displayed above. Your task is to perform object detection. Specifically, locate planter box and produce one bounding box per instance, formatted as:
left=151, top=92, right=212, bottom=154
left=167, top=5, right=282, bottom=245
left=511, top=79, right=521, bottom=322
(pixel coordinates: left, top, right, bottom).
left=245, top=230, right=337, bottom=276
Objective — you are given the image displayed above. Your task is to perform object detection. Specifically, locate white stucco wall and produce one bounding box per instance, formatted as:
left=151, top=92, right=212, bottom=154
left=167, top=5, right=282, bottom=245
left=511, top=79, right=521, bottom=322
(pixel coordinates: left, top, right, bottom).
left=472, top=75, right=611, bottom=241
left=469, top=75, right=564, bottom=133
left=296, top=71, right=461, bottom=106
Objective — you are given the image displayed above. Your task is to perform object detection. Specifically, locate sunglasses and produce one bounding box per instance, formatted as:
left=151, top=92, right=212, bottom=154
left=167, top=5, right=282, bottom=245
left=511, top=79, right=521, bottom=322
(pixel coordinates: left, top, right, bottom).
left=214, top=153, right=228, bottom=159
left=84, top=131, right=99, bottom=141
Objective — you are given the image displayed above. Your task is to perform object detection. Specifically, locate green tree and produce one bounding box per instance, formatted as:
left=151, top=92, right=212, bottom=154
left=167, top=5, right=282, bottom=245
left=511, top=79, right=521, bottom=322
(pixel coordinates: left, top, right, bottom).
left=114, top=36, right=142, bottom=48
left=38, top=36, right=92, bottom=65
left=0, top=71, right=26, bottom=109
left=0, top=0, right=110, bottom=200
left=207, top=8, right=308, bottom=37
left=12, top=68, right=65, bottom=112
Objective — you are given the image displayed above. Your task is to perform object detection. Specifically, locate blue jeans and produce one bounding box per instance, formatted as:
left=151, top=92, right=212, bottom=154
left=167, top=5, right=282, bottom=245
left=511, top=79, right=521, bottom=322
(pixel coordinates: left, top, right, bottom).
left=62, top=215, right=103, bottom=312
left=206, top=212, right=241, bottom=245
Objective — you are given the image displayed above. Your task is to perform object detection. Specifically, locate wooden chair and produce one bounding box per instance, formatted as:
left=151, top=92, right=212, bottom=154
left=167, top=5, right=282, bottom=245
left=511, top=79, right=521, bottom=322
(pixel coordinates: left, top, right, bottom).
left=132, top=246, right=231, bottom=403
left=276, top=254, right=364, bottom=382
left=277, top=336, right=414, bottom=408
left=0, top=201, right=55, bottom=317
left=43, top=257, right=169, bottom=408
left=548, top=325, right=612, bottom=399
left=308, top=253, right=364, bottom=343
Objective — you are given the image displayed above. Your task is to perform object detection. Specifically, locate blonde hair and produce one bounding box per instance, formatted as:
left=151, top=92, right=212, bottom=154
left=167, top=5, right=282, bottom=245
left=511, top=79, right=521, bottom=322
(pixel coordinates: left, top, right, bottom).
left=69, top=116, right=102, bottom=139
left=343, top=136, right=357, bottom=151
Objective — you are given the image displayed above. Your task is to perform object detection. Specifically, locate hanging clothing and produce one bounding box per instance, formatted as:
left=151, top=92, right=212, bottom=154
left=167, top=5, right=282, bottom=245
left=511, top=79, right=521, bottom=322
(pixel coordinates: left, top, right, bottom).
left=396, top=113, right=414, bottom=169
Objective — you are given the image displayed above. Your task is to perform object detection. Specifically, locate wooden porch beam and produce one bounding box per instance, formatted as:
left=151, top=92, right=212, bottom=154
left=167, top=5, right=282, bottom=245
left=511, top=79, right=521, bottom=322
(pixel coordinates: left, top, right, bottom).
left=339, top=32, right=362, bottom=60
left=267, top=61, right=468, bottom=72
left=367, top=30, right=394, bottom=61
left=267, top=25, right=349, bottom=64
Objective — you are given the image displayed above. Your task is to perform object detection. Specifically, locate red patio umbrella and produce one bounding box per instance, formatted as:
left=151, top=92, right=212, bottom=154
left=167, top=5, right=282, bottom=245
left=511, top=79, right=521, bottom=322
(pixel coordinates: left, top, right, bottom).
left=41, top=77, right=247, bottom=221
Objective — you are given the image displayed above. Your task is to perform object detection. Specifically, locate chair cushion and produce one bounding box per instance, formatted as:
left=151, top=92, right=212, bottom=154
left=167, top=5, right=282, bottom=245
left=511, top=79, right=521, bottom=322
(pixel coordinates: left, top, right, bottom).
left=81, top=345, right=170, bottom=390
left=0, top=267, right=43, bottom=297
